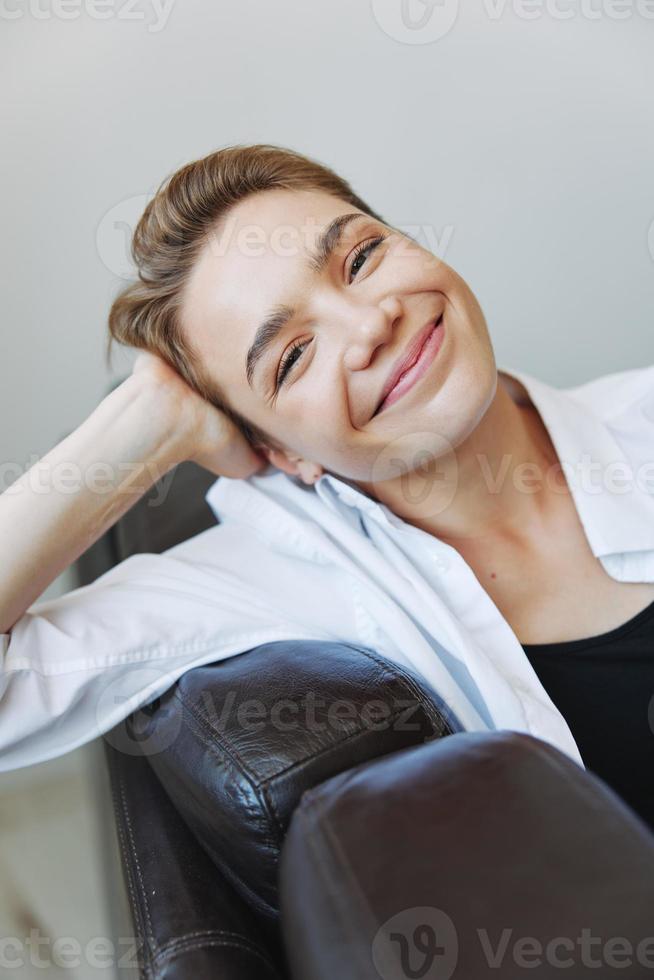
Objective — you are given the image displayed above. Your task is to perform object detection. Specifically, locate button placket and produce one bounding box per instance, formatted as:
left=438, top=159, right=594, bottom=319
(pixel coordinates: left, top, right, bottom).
left=431, top=554, right=450, bottom=573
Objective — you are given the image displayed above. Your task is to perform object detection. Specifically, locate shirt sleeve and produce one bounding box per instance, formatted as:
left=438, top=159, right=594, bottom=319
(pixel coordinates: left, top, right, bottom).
left=0, top=522, right=324, bottom=773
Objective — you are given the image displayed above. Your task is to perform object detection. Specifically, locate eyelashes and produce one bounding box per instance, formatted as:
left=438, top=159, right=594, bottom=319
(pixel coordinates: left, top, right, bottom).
left=276, top=337, right=307, bottom=389
left=348, top=234, right=386, bottom=282
left=274, top=234, right=388, bottom=391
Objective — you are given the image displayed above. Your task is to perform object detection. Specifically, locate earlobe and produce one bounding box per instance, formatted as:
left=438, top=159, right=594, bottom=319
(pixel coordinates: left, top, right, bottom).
left=296, top=460, right=325, bottom=485
left=261, top=448, right=299, bottom=476
left=262, top=449, right=324, bottom=485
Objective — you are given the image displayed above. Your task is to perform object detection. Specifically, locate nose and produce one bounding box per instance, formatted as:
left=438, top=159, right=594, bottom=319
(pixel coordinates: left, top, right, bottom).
left=342, top=296, right=403, bottom=372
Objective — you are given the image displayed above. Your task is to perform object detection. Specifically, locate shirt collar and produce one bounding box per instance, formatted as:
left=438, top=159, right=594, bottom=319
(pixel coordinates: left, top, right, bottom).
left=315, top=364, right=654, bottom=559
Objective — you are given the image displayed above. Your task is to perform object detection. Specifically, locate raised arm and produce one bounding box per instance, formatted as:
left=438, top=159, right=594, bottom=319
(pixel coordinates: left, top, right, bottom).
left=0, top=353, right=266, bottom=634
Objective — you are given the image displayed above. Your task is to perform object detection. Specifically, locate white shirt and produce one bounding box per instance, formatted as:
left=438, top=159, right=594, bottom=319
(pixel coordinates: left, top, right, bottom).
left=2, top=363, right=653, bottom=773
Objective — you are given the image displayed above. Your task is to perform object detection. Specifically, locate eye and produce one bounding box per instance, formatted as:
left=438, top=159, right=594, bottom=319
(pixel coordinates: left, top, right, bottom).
left=274, top=233, right=388, bottom=393
left=348, top=234, right=386, bottom=283
left=276, top=338, right=309, bottom=389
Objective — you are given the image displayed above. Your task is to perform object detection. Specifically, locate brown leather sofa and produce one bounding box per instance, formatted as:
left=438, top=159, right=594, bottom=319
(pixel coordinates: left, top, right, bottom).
left=74, top=450, right=654, bottom=980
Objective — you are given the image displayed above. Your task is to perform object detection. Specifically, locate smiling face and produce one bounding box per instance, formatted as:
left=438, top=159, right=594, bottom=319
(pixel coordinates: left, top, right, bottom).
left=179, top=187, right=498, bottom=488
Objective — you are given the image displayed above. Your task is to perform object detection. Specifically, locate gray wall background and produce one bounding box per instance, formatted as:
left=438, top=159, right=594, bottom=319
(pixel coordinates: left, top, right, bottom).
left=2, top=0, right=653, bottom=602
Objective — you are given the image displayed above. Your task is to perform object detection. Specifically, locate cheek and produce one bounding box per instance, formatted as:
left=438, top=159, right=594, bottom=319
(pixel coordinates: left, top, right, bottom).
left=288, top=395, right=352, bottom=459
left=390, top=244, right=450, bottom=289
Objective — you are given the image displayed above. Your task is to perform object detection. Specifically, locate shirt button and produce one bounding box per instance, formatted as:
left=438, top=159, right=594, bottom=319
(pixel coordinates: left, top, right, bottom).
left=432, top=555, right=450, bottom=572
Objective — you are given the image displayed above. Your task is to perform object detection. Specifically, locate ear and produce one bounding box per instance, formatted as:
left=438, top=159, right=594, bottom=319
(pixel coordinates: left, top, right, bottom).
left=259, top=447, right=325, bottom=486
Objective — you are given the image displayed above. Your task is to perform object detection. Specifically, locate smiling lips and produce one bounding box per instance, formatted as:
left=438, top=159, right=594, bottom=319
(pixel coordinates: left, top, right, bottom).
left=373, top=314, right=445, bottom=417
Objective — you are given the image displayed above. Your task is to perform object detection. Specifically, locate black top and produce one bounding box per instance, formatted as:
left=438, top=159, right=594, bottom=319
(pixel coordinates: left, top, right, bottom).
left=521, top=597, right=654, bottom=835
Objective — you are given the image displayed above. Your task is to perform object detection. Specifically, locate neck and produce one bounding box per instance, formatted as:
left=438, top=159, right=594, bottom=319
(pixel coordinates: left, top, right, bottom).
left=357, top=373, right=566, bottom=545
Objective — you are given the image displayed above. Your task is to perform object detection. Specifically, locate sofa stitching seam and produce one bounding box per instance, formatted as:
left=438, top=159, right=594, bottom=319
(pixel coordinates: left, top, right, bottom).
left=105, top=750, right=156, bottom=978
left=341, top=642, right=455, bottom=736
left=171, top=694, right=282, bottom=866
left=259, top=703, right=432, bottom=794
left=117, top=769, right=158, bottom=957
left=174, top=688, right=260, bottom=783
left=152, top=936, right=280, bottom=975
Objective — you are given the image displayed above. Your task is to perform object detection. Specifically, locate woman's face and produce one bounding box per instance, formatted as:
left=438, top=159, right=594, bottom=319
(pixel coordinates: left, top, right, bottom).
left=180, top=187, right=497, bottom=485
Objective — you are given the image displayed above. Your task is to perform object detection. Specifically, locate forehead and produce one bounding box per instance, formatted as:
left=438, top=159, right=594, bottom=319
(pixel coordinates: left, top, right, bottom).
left=180, top=189, right=364, bottom=384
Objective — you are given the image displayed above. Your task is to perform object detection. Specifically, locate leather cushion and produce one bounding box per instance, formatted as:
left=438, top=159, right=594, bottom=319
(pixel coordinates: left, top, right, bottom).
left=123, top=639, right=459, bottom=921
left=279, top=730, right=654, bottom=980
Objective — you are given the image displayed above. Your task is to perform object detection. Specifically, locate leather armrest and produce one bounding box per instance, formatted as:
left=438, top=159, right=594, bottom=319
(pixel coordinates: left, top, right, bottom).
left=279, top=730, right=654, bottom=980
left=120, top=638, right=460, bottom=926
left=102, top=735, right=285, bottom=980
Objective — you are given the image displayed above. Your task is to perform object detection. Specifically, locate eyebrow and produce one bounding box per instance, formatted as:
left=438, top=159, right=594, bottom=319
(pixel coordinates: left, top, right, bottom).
left=245, top=212, right=370, bottom=392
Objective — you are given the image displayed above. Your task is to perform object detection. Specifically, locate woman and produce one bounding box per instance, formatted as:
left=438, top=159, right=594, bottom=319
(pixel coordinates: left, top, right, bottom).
left=2, top=144, right=654, bottom=829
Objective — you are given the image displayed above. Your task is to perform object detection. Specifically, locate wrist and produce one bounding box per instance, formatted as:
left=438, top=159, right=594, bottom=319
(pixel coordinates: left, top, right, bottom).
left=92, top=372, right=195, bottom=473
